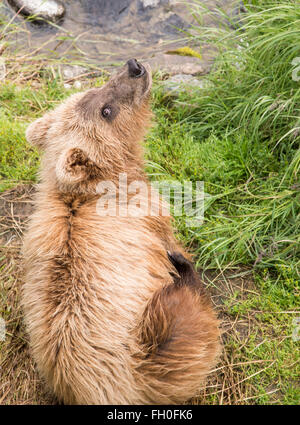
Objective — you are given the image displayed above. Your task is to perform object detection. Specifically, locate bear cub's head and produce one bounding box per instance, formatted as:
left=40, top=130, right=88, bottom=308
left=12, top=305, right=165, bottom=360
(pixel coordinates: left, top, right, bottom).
left=26, top=59, right=152, bottom=187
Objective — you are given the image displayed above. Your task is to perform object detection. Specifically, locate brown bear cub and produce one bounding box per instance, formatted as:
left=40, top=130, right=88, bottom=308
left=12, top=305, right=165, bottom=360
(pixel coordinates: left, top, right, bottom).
left=22, top=59, right=220, bottom=405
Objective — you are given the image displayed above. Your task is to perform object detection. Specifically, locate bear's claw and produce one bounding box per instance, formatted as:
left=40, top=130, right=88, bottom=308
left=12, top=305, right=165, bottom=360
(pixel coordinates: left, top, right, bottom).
left=167, top=251, right=191, bottom=274
left=67, top=148, right=89, bottom=168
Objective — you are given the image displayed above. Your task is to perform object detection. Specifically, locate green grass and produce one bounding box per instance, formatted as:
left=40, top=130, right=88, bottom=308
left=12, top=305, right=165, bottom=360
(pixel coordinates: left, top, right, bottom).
left=0, top=0, right=299, bottom=405
left=0, top=79, right=72, bottom=191
left=148, top=0, right=299, bottom=403
left=147, top=0, right=300, bottom=272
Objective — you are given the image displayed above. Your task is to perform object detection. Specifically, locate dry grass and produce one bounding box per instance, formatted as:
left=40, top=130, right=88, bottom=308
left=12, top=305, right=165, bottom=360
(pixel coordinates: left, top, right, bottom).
left=194, top=272, right=277, bottom=405
left=0, top=185, right=55, bottom=404
left=0, top=184, right=284, bottom=405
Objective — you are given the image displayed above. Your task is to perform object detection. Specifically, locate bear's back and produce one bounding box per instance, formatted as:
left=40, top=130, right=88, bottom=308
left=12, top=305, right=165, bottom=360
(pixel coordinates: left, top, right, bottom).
left=22, top=191, right=173, bottom=404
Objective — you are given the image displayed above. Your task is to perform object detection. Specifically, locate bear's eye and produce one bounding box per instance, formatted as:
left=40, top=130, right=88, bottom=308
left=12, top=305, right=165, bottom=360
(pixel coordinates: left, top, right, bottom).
left=102, top=106, right=112, bottom=119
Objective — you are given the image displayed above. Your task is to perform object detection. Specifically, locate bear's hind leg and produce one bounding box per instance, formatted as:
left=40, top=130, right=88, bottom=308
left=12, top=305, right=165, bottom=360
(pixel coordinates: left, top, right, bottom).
left=136, top=252, right=221, bottom=404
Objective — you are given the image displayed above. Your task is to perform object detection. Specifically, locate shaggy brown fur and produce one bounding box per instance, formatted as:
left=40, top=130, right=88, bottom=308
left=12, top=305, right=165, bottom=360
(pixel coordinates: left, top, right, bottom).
left=22, top=60, right=221, bottom=405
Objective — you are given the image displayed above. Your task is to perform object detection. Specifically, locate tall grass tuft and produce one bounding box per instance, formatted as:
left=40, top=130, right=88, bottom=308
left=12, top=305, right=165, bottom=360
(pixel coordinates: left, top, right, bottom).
left=186, top=1, right=300, bottom=151
left=150, top=1, right=300, bottom=275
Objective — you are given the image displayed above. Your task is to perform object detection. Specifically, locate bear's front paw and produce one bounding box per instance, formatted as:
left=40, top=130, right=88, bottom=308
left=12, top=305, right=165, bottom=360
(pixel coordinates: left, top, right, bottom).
left=57, top=147, right=101, bottom=184
left=167, top=251, right=192, bottom=274
left=66, top=148, right=89, bottom=173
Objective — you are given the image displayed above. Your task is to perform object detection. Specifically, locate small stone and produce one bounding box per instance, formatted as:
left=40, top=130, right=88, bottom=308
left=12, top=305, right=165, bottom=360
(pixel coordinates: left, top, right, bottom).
left=140, top=0, right=171, bottom=9
left=63, top=83, right=72, bottom=90
left=0, top=58, right=6, bottom=81
left=73, top=81, right=82, bottom=90
left=62, top=65, right=87, bottom=80
left=7, top=0, right=65, bottom=23
left=142, top=0, right=160, bottom=7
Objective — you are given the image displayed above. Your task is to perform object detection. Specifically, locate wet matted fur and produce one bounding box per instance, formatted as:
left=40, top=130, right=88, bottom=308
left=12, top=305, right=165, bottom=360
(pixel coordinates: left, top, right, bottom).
left=22, top=61, right=221, bottom=404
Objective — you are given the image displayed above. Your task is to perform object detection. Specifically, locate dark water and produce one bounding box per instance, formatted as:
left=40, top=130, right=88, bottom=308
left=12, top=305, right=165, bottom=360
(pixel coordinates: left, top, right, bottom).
left=2, top=0, right=236, bottom=66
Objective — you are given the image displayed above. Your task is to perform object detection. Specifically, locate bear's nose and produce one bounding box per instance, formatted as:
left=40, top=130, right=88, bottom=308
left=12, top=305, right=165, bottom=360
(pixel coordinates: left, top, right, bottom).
left=127, top=58, right=145, bottom=78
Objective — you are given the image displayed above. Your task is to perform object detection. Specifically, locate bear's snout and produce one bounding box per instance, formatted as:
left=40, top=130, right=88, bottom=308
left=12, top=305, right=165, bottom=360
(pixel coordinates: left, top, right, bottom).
left=127, top=58, right=146, bottom=78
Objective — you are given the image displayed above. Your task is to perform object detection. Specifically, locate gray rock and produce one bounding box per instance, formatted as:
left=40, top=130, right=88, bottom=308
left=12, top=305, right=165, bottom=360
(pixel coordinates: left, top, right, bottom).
left=163, top=74, right=214, bottom=95
left=148, top=53, right=208, bottom=76
left=7, top=0, right=65, bottom=22
left=6, top=0, right=242, bottom=72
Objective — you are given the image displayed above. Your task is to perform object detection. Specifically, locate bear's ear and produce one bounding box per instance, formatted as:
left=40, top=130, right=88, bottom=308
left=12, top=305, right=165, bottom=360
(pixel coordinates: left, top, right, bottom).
left=26, top=112, right=54, bottom=149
